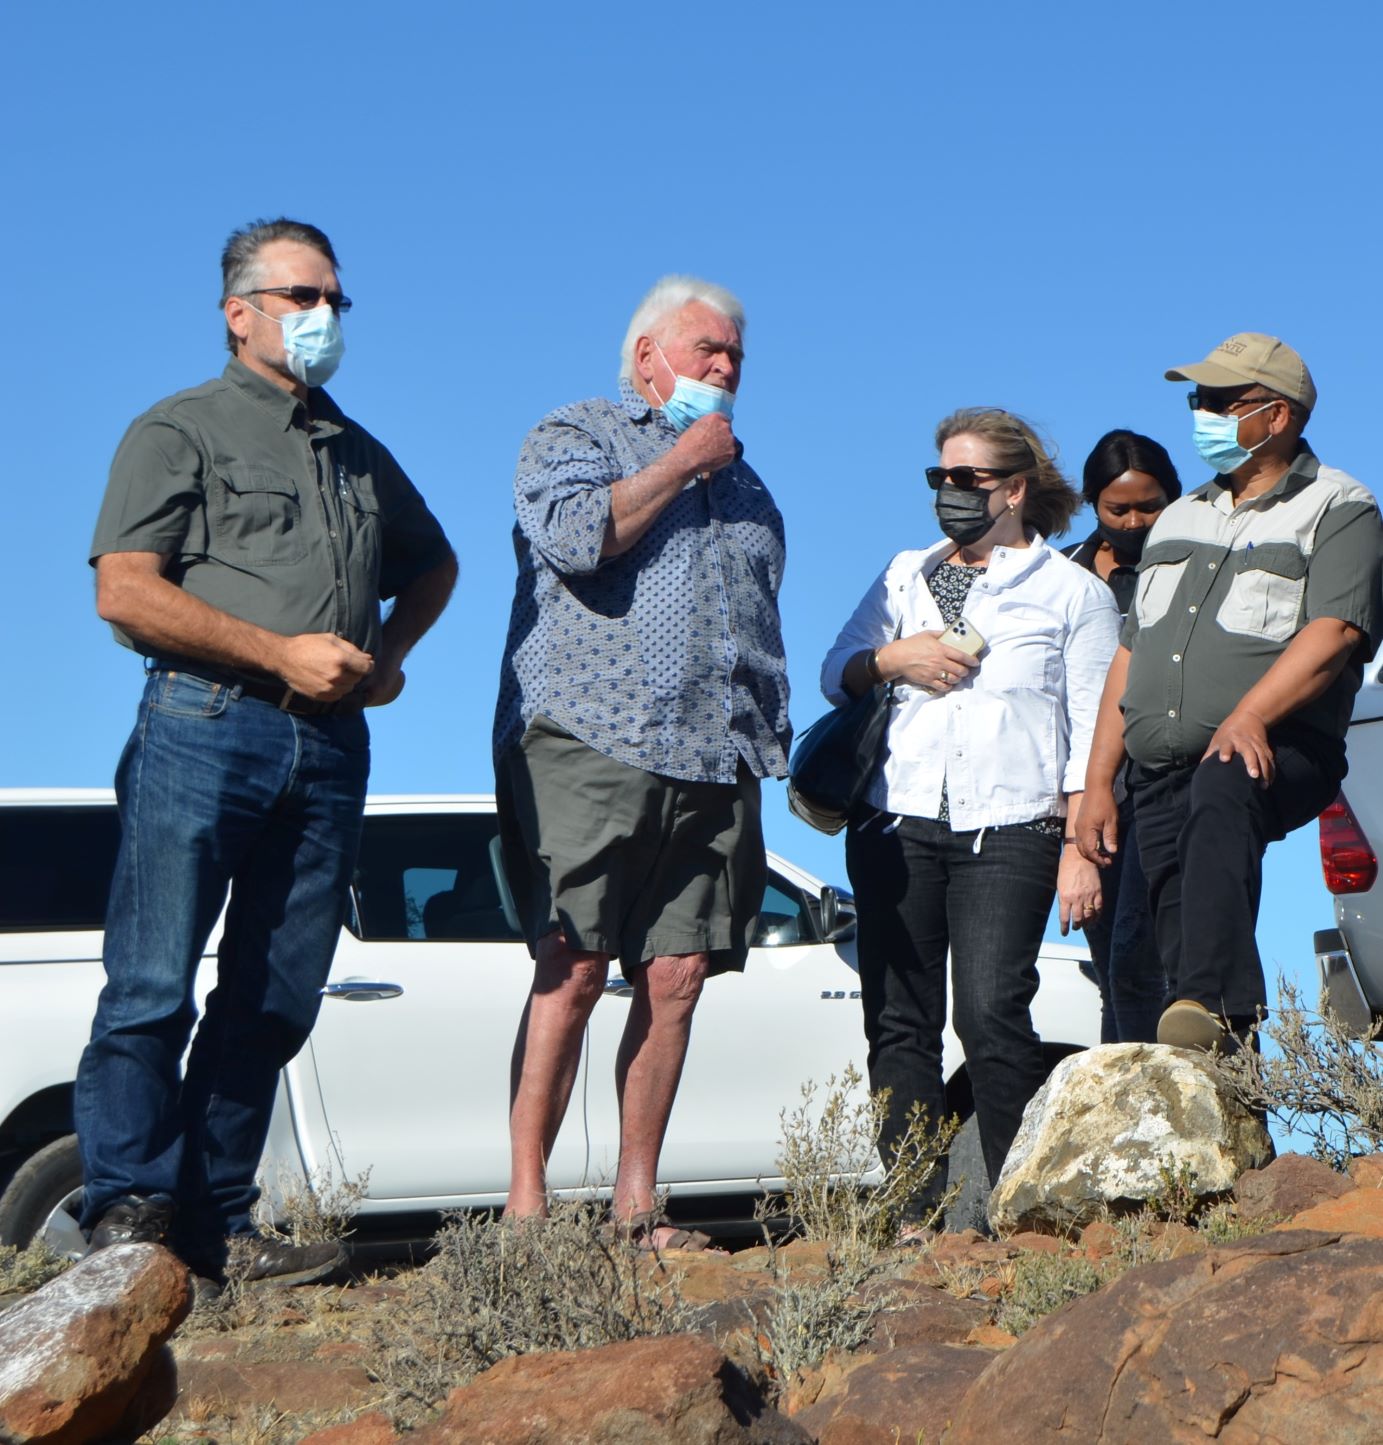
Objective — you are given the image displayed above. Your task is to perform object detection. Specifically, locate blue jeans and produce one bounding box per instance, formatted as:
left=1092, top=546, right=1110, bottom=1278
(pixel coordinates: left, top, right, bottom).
left=846, top=814, right=1059, bottom=1212
left=75, top=670, right=370, bottom=1270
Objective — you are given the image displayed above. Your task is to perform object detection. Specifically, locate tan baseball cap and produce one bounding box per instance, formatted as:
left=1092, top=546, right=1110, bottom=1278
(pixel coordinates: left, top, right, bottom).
left=1165, top=332, right=1316, bottom=412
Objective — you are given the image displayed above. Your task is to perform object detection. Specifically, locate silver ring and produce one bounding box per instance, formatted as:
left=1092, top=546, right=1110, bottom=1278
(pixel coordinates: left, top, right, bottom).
left=939, top=670, right=949, bottom=683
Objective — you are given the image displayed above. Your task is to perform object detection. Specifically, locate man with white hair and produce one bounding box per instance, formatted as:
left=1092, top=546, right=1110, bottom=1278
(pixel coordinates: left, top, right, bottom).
left=494, top=276, right=790, bottom=1247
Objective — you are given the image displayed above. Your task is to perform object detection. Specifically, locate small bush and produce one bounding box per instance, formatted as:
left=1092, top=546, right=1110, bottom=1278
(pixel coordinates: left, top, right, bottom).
left=765, top=1067, right=957, bottom=1251
left=370, top=1199, right=695, bottom=1423
left=1146, top=1157, right=1200, bottom=1225
left=255, top=1162, right=372, bottom=1247
left=1215, top=976, right=1383, bottom=1170
left=994, top=1250, right=1105, bottom=1335
left=0, top=1239, right=69, bottom=1295
left=750, top=1239, right=886, bottom=1381
left=1194, top=1200, right=1276, bottom=1245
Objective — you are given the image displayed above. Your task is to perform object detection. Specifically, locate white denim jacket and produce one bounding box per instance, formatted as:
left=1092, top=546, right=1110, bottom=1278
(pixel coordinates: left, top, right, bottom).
left=820, top=535, right=1120, bottom=829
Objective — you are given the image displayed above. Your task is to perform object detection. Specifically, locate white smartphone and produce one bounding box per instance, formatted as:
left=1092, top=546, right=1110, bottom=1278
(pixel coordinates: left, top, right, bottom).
left=938, top=615, right=986, bottom=659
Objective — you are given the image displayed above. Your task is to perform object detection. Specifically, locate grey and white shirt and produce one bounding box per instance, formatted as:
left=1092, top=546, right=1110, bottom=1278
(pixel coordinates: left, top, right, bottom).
left=1121, top=446, right=1383, bottom=768
left=494, top=381, right=791, bottom=783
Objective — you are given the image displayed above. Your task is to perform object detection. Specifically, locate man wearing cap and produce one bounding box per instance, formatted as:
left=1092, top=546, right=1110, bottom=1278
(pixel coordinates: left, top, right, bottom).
left=1076, top=334, right=1382, bottom=1050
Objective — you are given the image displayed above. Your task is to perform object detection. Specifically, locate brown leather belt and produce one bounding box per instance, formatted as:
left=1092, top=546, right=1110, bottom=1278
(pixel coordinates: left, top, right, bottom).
left=233, top=675, right=365, bottom=716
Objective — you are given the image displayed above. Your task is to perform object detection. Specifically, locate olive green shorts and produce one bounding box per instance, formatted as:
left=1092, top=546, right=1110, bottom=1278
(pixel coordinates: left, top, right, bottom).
left=496, top=715, right=765, bottom=979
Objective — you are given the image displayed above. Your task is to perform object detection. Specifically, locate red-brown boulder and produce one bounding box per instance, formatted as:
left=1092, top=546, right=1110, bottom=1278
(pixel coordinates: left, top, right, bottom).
left=412, top=1333, right=810, bottom=1443
left=0, top=1243, right=190, bottom=1444
left=945, top=1230, right=1383, bottom=1443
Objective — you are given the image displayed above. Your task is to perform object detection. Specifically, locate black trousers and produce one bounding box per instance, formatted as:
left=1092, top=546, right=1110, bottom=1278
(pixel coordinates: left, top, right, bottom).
left=846, top=814, right=1059, bottom=1210
left=1130, top=731, right=1344, bottom=1022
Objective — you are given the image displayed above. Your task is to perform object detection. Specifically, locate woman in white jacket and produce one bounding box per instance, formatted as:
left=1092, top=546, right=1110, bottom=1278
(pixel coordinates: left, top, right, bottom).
left=820, top=408, right=1119, bottom=1231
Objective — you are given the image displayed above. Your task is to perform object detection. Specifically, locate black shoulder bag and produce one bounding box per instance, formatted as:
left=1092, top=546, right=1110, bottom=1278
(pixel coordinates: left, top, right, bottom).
left=787, top=623, right=901, bottom=835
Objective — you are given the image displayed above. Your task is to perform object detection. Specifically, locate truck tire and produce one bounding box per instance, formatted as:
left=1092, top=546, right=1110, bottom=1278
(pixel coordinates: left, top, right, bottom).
left=943, top=1113, right=991, bottom=1235
left=0, top=1134, right=85, bottom=1257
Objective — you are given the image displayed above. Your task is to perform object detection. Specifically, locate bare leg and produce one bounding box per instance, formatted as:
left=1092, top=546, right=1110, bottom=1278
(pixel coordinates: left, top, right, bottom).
left=610, top=952, right=709, bottom=1240
left=505, top=933, right=609, bottom=1218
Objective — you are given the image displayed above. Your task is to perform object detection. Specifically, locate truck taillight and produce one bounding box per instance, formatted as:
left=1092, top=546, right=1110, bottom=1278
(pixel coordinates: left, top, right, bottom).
left=1319, top=792, right=1378, bottom=895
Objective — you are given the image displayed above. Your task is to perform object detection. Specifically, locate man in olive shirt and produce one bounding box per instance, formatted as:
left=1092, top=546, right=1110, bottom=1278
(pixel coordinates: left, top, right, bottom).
left=1077, top=334, right=1382, bottom=1051
left=76, top=219, right=456, bottom=1288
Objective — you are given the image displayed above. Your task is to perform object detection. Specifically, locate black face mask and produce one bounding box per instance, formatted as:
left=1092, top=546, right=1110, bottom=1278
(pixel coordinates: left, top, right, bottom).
left=1096, top=520, right=1152, bottom=561
left=936, top=485, right=1000, bottom=546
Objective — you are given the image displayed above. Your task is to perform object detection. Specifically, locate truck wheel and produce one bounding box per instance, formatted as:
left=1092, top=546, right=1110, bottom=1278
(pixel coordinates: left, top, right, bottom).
left=0, top=1134, right=86, bottom=1258
left=943, top=1113, right=991, bottom=1235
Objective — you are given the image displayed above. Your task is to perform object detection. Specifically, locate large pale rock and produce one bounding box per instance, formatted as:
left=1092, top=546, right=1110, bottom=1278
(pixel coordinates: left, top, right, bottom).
left=413, top=1334, right=810, bottom=1444
left=989, top=1043, right=1272, bottom=1232
left=945, top=1229, right=1383, bottom=1443
left=0, top=1242, right=190, bottom=1444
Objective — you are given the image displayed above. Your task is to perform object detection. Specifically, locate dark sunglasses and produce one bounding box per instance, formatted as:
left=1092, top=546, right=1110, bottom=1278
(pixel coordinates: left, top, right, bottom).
left=1186, top=388, right=1278, bottom=415
left=924, top=464, right=1024, bottom=491
left=247, top=285, right=352, bottom=314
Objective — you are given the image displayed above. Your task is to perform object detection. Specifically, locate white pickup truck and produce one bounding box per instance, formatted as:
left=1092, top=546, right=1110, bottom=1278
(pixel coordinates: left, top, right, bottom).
left=1316, top=658, right=1383, bottom=1033
left=0, top=790, right=1103, bottom=1255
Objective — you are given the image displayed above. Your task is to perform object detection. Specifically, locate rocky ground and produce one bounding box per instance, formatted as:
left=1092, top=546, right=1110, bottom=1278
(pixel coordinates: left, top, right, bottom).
left=5, top=1152, right=1383, bottom=1443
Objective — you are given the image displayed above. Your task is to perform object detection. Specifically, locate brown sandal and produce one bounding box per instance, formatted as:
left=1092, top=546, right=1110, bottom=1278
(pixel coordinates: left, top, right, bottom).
left=604, top=1209, right=720, bottom=1253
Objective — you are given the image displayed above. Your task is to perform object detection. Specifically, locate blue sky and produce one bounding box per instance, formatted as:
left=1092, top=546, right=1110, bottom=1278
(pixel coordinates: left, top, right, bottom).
left=4, top=1, right=1377, bottom=1000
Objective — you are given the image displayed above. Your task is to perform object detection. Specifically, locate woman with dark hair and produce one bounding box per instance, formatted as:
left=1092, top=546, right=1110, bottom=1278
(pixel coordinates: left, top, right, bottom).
left=1063, top=429, right=1182, bottom=1042
left=820, top=408, right=1120, bottom=1233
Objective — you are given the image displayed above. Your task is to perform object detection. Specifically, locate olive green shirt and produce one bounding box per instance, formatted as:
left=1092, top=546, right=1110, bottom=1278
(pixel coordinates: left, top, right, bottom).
left=1120, top=447, right=1383, bottom=768
left=91, top=359, right=450, bottom=667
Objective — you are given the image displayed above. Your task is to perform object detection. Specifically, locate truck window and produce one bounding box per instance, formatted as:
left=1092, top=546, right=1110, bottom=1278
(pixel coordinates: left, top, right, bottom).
left=0, top=806, right=121, bottom=931
left=351, top=814, right=523, bottom=943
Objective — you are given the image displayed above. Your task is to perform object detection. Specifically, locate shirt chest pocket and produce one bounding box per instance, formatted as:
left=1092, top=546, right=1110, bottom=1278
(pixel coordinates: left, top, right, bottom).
left=211, top=465, right=308, bottom=566
left=339, top=470, right=384, bottom=587
left=1134, top=548, right=1192, bottom=629
left=1216, top=547, right=1306, bottom=642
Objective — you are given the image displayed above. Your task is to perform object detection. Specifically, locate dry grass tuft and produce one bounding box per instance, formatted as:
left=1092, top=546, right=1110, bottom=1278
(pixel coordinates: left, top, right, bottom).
left=369, top=1198, right=696, bottom=1423
left=0, top=1238, right=69, bottom=1295
left=761, top=1067, right=957, bottom=1252
left=1215, top=975, right=1383, bottom=1169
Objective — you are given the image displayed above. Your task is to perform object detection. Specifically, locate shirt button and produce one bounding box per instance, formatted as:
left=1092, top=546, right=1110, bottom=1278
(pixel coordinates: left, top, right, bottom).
left=336, top=579, right=345, bottom=589
left=329, top=530, right=339, bottom=539
left=1172, top=653, right=1182, bottom=662
left=1168, top=709, right=1177, bottom=717
left=1208, top=562, right=1217, bottom=570
left=1188, top=605, right=1198, bottom=613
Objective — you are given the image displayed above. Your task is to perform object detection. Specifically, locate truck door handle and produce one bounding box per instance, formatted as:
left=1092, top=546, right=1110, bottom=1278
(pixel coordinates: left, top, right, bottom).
left=321, top=979, right=405, bottom=1002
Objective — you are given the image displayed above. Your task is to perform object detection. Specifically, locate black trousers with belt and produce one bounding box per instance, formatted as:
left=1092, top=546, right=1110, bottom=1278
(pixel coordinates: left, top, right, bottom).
left=1130, top=728, right=1344, bottom=1023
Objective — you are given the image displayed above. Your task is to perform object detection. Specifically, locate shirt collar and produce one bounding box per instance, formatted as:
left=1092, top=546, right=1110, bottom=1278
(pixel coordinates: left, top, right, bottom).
left=919, top=530, right=1053, bottom=582
left=1204, top=442, right=1319, bottom=512
left=223, top=356, right=343, bottom=436
left=619, top=376, right=664, bottom=425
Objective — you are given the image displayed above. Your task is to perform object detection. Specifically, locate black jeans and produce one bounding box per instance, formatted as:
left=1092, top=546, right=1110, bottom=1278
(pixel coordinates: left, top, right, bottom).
left=1131, top=731, right=1344, bottom=1022
left=1082, top=794, right=1165, bottom=1044
left=846, top=814, right=1059, bottom=1210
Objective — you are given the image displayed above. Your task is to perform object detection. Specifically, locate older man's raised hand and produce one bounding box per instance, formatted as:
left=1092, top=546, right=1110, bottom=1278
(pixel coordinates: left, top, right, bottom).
left=674, top=412, right=738, bottom=479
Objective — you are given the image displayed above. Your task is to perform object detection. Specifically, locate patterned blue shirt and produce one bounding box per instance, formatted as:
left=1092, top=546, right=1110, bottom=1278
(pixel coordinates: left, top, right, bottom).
left=494, top=381, right=791, bottom=783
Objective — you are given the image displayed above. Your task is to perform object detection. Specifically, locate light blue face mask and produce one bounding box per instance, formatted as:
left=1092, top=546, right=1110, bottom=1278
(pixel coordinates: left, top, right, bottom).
left=651, top=341, right=735, bottom=433
left=1192, top=402, right=1273, bottom=474
left=248, top=300, right=345, bottom=387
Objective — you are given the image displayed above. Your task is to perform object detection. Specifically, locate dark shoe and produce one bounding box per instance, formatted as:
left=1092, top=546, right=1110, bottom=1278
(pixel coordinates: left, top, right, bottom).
left=239, top=1236, right=347, bottom=1286
left=85, top=1195, right=175, bottom=1254
left=191, top=1273, right=226, bottom=1308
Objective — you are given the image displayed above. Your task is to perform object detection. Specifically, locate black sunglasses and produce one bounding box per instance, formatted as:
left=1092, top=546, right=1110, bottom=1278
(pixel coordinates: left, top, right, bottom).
left=924, top=464, right=1024, bottom=491
left=247, top=285, right=352, bottom=314
left=1186, top=388, right=1278, bottom=415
